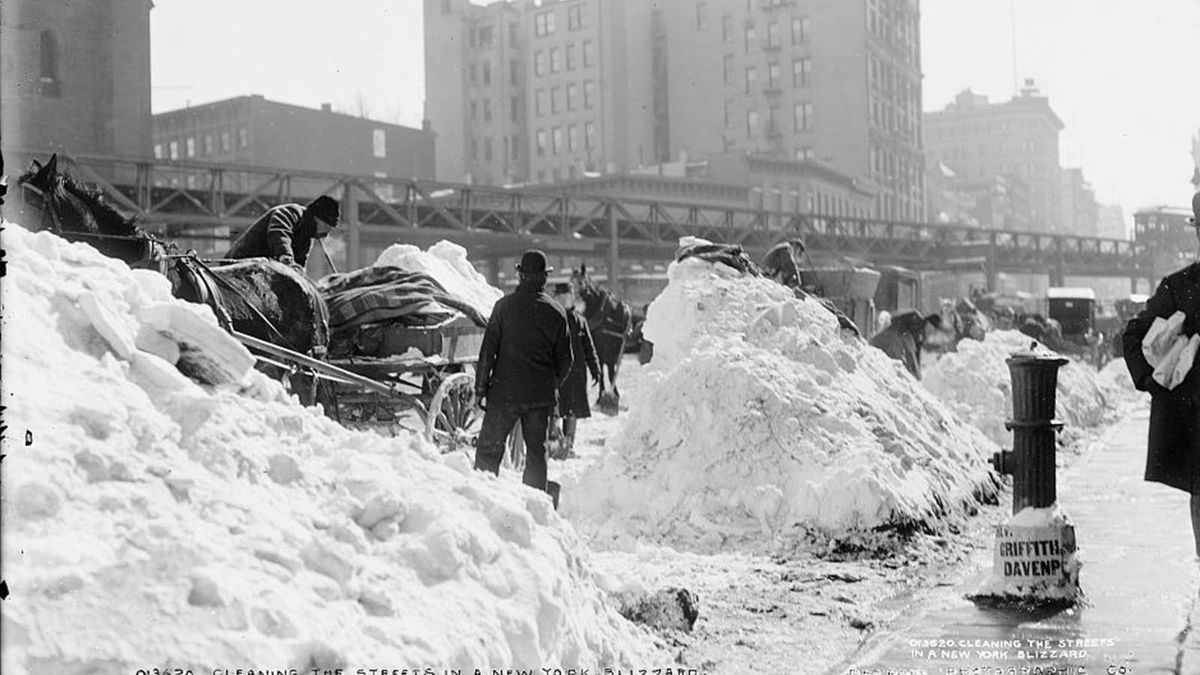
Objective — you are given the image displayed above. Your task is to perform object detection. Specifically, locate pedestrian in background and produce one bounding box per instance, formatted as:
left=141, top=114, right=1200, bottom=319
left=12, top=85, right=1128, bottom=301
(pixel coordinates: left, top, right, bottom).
left=550, top=282, right=601, bottom=458
left=1122, top=191, right=1200, bottom=556
left=474, top=250, right=573, bottom=497
left=226, top=195, right=340, bottom=272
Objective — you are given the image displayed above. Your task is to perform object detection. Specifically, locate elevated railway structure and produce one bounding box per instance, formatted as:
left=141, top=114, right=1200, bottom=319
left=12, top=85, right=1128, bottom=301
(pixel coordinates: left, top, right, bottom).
left=3, top=150, right=1160, bottom=289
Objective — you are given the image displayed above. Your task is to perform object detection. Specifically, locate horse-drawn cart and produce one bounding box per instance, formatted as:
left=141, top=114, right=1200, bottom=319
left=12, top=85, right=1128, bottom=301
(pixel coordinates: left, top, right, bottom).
left=325, top=314, right=485, bottom=453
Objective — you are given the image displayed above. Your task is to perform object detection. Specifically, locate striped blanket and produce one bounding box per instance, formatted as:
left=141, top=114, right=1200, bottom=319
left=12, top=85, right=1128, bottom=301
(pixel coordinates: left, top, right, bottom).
left=318, top=266, right=489, bottom=332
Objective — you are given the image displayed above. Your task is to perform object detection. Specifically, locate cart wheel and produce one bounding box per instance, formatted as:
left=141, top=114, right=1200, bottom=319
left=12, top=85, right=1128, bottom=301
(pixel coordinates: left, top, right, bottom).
left=505, top=420, right=526, bottom=472
left=426, top=372, right=482, bottom=454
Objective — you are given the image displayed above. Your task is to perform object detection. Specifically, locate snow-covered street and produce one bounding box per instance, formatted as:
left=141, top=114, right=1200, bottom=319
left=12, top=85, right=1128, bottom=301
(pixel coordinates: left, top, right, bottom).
left=0, top=224, right=1143, bottom=674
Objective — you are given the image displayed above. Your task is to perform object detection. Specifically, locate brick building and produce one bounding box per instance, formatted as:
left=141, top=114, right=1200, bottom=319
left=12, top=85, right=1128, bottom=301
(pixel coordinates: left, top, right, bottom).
left=0, top=0, right=153, bottom=160
left=152, top=95, right=436, bottom=192
left=425, top=0, right=922, bottom=221
left=923, top=83, right=1065, bottom=232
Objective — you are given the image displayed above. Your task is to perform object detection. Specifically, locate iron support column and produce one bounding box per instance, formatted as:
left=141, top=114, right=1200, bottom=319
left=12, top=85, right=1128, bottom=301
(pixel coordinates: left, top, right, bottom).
left=608, top=201, right=619, bottom=289
left=343, top=182, right=361, bottom=270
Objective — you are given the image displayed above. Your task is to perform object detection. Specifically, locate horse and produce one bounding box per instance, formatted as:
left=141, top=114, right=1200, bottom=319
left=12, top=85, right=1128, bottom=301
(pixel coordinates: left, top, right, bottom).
left=570, top=264, right=633, bottom=414
left=16, top=155, right=331, bottom=401
left=925, top=297, right=989, bottom=351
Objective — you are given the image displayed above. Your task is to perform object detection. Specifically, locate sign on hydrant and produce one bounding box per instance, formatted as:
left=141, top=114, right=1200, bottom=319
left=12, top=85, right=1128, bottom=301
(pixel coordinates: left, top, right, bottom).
left=970, top=345, right=1082, bottom=606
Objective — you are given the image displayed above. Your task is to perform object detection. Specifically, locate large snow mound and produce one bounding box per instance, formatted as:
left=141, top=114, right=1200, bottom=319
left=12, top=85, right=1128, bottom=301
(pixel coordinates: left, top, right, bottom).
left=0, top=224, right=659, bottom=672
left=374, top=240, right=503, bottom=319
left=923, top=331, right=1121, bottom=449
left=564, top=258, right=1001, bottom=554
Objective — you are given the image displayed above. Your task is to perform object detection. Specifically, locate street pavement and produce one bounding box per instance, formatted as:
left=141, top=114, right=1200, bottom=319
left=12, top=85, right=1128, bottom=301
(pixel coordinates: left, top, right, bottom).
left=834, top=401, right=1200, bottom=675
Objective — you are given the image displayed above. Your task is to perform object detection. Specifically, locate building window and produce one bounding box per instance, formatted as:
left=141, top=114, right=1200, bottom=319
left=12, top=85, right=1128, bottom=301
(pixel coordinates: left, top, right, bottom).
left=203, top=134, right=214, bottom=155
left=483, top=99, right=493, bottom=122
left=568, top=124, right=579, bottom=152
left=471, top=138, right=478, bottom=160
left=583, top=40, right=595, bottom=67
left=512, top=135, right=521, bottom=160
left=510, top=22, right=518, bottom=43
left=485, top=138, right=493, bottom=161
left=238, top=128, right=248, bottom=148
left=696, top=2, right=707, bottom=30
left=792, top=57, right=811, bottom=87
left=510, top=59, right=520, bottom=85
left=566, top=44, right=576, bottom=70
left=469, top=64, right=477, bottom=84
left=552, top=126, right=563, bottom=154
left=585, top=121, right=596, bottom=150
left=550, top=47, right=561, bottom=73
left=537, top=130, right=547, bottom=157
left=744, top=26, right=755, bottom=54
left=186, top=137, right=196, bottom=157
left=568, top=5, right=583, bottom=30
left=746, top=110, right=759, bottom=136
left=470, top=100, right=478, bottom=120
left=221, top=132, right=231, bottom=152
left=567, top=83, right=578, bottom=111
left=38, top=31, right=60, bottom=97
left=722, top=15, right=734, bottom=42
left=723, top=55, right=734, bottom=84
left=795, top=147, right=814, bottom=160
left=535, top=89, right=546, bottom=116
left=534, top=51, right=546, bottom=76
left=767, top=22, right=780, bottom=48
left=793, top=102, right=813, bottom=132
left=535, top=11, right=556, bottom=37
left=482, top=61, right=492, bottom=85
left=169, top=141, right=179, bottom=160
left=745, top=66, right=756, bottom=94
left=478, top=25, right=494, bottom=47
left=584, top=80, right=596, bottom=109
left=768, top=62, right=780, bottom=88
left=550, top=87, right=560, bottom=114
left=792, top=16, right=810, bottom=44
left=724, top=100, right=734, bottom=128
left=154, top=144, right=163, bottom=159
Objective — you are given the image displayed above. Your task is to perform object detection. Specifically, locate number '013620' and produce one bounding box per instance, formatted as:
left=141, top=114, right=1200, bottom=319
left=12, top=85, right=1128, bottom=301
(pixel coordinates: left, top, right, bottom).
left=136, top=669, right=194, bottom=675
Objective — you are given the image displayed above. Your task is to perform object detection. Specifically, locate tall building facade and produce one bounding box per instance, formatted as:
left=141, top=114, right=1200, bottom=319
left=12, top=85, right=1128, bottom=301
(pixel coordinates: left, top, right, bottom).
left=923, top=83, right=1064, bottom=232
left=424, top=0, right=656, bottom=186
left=661, top=0, right=923, bottom=221
left=1058, top=167, right=1099, bottom=236
left=425, top=0, right=922, bottom=221
left=153, top=95, right=436, bottom=191
left=0, top=0, right=153, bottom=159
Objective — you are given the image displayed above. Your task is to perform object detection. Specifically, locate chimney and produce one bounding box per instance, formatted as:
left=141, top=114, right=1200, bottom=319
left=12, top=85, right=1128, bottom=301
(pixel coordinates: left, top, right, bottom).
left=321, top=102, right=332, bottom=113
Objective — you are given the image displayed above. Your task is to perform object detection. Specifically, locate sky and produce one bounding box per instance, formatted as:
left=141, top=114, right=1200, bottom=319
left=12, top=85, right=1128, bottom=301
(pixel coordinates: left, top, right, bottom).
left=150, top=0, right=1200, bottom=220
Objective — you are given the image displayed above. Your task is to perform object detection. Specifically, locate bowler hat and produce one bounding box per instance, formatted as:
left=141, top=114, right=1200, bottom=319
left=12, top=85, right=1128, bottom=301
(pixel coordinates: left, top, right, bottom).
left=552, top=282, right=572, bottom=295
left=307, top=195, right=340, bottom=225
left=515, top=249, right=553, bottom=275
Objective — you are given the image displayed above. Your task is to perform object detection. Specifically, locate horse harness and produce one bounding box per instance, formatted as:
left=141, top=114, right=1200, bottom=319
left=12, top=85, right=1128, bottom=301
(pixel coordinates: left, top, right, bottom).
left=584, top=289, right=631, bottom=341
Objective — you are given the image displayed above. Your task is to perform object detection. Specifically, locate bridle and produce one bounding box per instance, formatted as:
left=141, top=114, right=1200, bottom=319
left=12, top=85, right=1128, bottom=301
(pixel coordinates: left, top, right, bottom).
left=19, top=177, right=167, bottom=260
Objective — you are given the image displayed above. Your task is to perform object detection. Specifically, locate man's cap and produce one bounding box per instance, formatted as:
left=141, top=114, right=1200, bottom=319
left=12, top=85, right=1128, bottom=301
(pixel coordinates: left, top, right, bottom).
left=307, top=195, right=340, bottom=225
left=552, top=282, right=572, bottom=295
left=515, top=249, right=552, bottom=275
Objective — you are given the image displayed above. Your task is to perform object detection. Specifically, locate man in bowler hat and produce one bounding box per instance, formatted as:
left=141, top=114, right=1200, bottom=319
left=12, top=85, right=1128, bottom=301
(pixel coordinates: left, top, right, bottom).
left=474, top=250, right=573, bottom=496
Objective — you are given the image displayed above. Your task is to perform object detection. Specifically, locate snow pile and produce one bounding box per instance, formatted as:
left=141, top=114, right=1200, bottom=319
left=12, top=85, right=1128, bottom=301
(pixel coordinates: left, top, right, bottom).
left=563, top=257, right=1000, bottom=553
left=375, top=240, right=503, bottom=318
left=0, top=224, right=660, bottom=672
left=922, top=331, right=1113, bottom=448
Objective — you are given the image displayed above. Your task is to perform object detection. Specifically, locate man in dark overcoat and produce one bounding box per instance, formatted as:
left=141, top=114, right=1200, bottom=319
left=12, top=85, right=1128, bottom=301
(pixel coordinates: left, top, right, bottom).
left=550, top=282, right=601, bottom=457
left=1123, top=191, right=1200, bottom=555
left=474, top=250, right=573, bottom=493
left=226, top=195, right=340, bottom=270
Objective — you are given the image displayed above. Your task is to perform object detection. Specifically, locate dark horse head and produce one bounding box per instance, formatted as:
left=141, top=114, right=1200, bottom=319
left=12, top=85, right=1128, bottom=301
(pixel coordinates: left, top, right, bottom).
left=16, top=154, right=160, bottom=264
left=14, top=154, right=331, bottom=398
left=570, top=264, right=632, bottom=409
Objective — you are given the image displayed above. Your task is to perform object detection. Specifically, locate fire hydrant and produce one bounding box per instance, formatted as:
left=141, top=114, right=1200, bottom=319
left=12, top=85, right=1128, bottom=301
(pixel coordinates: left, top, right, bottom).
left=990, top=348, right=1069, bottom=513
left=971, top=345, right=1080, bottom=605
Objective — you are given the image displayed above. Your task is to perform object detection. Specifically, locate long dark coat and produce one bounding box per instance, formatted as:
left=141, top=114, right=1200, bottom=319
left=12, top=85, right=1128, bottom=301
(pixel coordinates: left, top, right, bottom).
left=476, top=280, right=573, bottom=411
left=227, top=204, right=320, bottom=266
left=1123, top=262, right=1200, bottom=494
left=559, top=308, right=601, bottom=418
